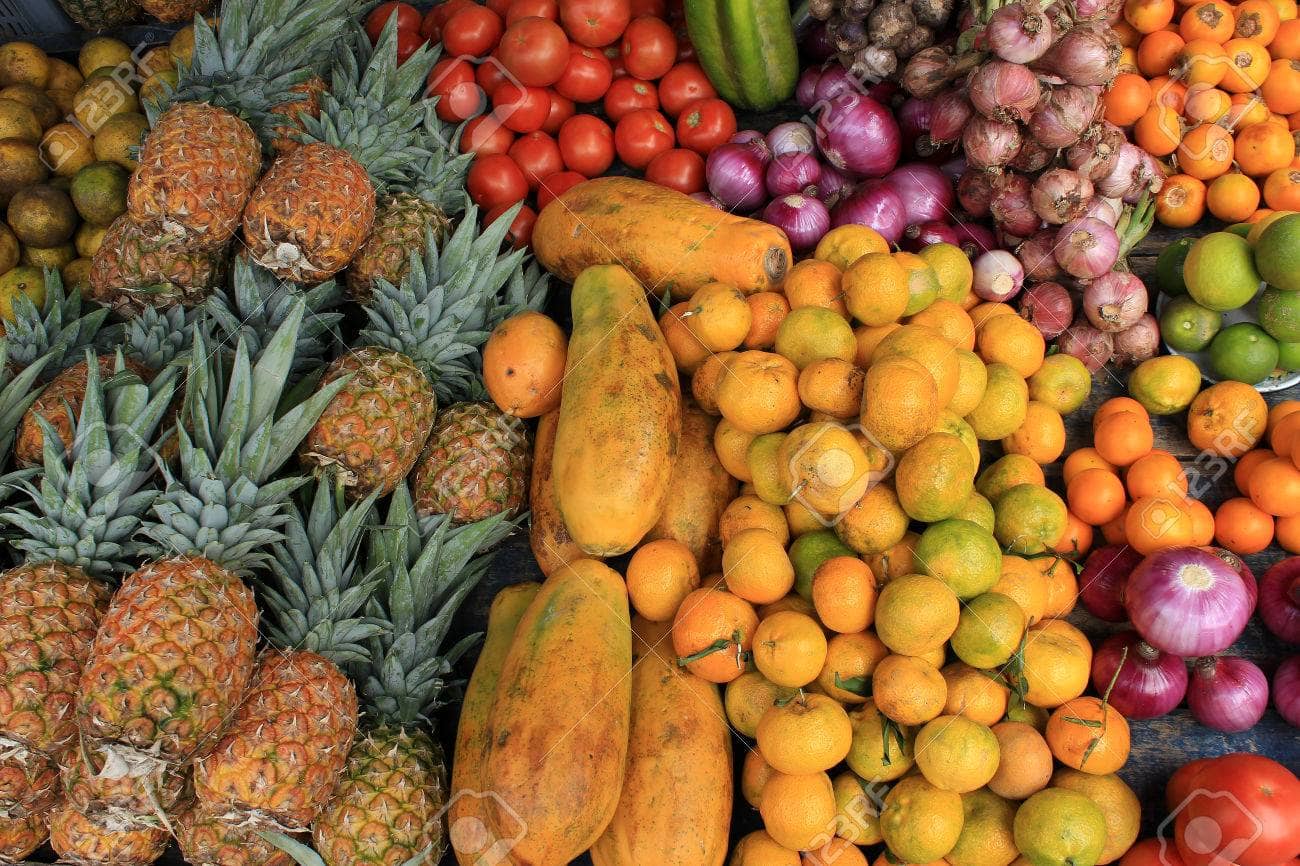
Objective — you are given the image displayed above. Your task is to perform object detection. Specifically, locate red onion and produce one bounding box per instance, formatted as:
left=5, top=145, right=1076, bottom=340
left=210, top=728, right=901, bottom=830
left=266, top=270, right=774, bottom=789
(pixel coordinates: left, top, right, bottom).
left=1067, top=122, right=1125, bottom=182
left=814, top=65, right=861, bottom=105
left=1187, top=656, right=1269, bottom=733
left=940, top=156, right=968, bottom=183
left=954, top=221, right=997, bottom=258
left=730, top=129, right=773, bottom=164
left=688, top=191, right=724, bottom=209
left=973, top=250, right=1025, bottom=301
left=831, top=179, right=908, bottom=244
left=1011, top=137, right=1054, bottom=173
left=1079, top=545, right=1144, bottom=621
left=903, top=220, right=962, bottom=251
left=816, top=93, right=902, bottom=178
left=1028, top=85, right=1099, bottom=149
left=1203, top=546, right=1258, bottom=611
left=816, top=163, right=853, bottom=206
left=898, top=98, right=934, bottom=152
left=962, top=116, right=1022, bottom=169
left=1126, top=547, right=1253, bottom=658
left=1037, top=24, right=1121, bottom=87
left=1083, top=271, right=1147, bottom=332
left=987, top=1, right=1056, bottom=63
left=706, top=143, right=769, bottom=211
left=1020, top=281, right=1074, bottom=339
left=1075, top=0, right=1121, bottom=19
left=1126, top=151, right=1166, bottom=205
left=1112, top=314, right=1160, bottom=366
left=766, top=152, right=822, bottom=197
left=1059, top=318, right=1114, bottom=371
left=763, top=194, right=830, bottom=252
left=796, top=67, right=822, bottom=109
left=1260, top=558, right=1300, bottom=644
left=1079, top=196, right=1121, bottom=227
left=1096, top=143, right=1147, bottom=200
left=867, top=81, right=898, bottom=104
left=1031, top=168, right=1095, bottom=225
left=969, top=61, right=1042, bottom=124
left=886, top=163, right=955, bottom=226
left=1274, top=656, right=1300, bottom=727
left=1091, top=631, right=1190, bottom=720
left=802, top=23, right=836, bottom=62
left=1018, top=230, right=1063, bottom=280
left=901, top=46, right=957, bottom=99
left=991, top=174, right=1040, bottom=237
left=767, top=121, right=816, bottom=158
left=957, top=171, right=997, bottom=217
left=930, top=91, right=973, bottom=145
left=1055, top=217, right=1119, bottom=279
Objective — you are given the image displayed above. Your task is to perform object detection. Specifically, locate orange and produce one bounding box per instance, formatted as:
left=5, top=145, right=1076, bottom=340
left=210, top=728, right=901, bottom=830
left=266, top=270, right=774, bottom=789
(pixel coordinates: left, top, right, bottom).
left=992, top=555, right=1050, bottom=625
left=1115, top=17, right=1143, bottom=44
left=914, top=714, right=1000, bottom=794
left=1063, top=448, right=1119, bottom=484
left=942, top=661, right=1011, bottom=726
left=752, top=610, right=829, bottom=687
left=1045, top=697, right=1132, bottom=775
left=1126, top=495, right=1197, bottom=553
left=1039, top=555, right=1081, bottom=619
left=1178, top=122, right=1235, bottom=179
left=1052, top=510, right=1095, bottom=557
left=1014, top=619, right=1092, bottom=708
left=627, top=539, right=702, bottom=622
left=1268, top=398, right=1300, bottom=433
left=859, top=357, right=940, bottom=452
left=895, top=432, right=976, bottom=522
left=1207, top=173, right=1262, bottom=222
left=723, top=528, right=796, bottom=604
left=1237, top=120, right=1298, bottom=177
left=1135, top=104, right=1184, bottom=155
left=783, top=258, right=848, bottom=316
left=1138, top=29, right=1186, bottom=75
left=1100, top=505, right=1131, bottom=545
left=872, top=653, right=948, bottom=725
left=731, top=829, right=800, bottom=866
left=874, top=574, right=960, bottom=656
left=909, top=299, right=977, bottom=350
left=875, top=324, right=961, bottom=407
left=692, top=351, right=737, bottom=414
left=1214, top=496, right=1275, bottom=553
left=879, top=776, right=965, bottom=864
left=1227, top=93, right=1272, bottom=128
left=1152, top=75, right=1189, bottom=110
left=1183, top=84, right=1232, bottom=122
left=758, top=770, right=838, bottom=852
left=1067, top=468, right=1127, bottom=525
left=1276, top=512, right=1300, bottom=551
left=745, top=291, right=791, bottom=350
left=1105, top=73, right=1154, bottom=125
left=988, top=721, right=1054, bottom=800
left=1002, top=400, right=1066, bottom=465
left=482, top=310, right=566, bottom=418
left=684, top=281, right=754, bottom=351
left=741, top=750, right=777, bottom=808
left=863, top=531, right=920, bottom=583
left=716, top=350, right=802, bottom=435
left=1094, top=411, right=1154, bottom=467
left=1276, top=18, right=1300, bottom=57
left=976, top=313, right=1046, bottom=378
left=817, top=630, right=889, bottom=703
left=1270, top=406, right=1300, bottom=453
left=1187, top=497, right=1216, bottom=545
left=853, top=323, right=902, bottom=367
left=757, top=692, right=854, bottom=774
left=1223, top=38, right=1274, bottom=90
left=970, top=301, right=1017, bottom=329
left=843, top=252, right=910, bottom=326
left=1262, top=59, right=1300, bottom=114
left=775, top=306, right=857, bottom=369
left=671, top=587, right=759, bottom=683
left=1126, top=0, right=1177, bottom=31
left=660, top=301, right=710, bottom=371
left=798, top=358, right=864, bottom=418
left=802, top=839, right=869, bottom=866
left=834, top=483, right=909, bottom=558
left=1263, top=166, right=1300, bottom=209
left=812, top=556, right=878, bottom=634
left=1187, top=380, right=1269, bottom=456
left=1179, top=38, right=1229, bottom=85
left=1123, top=450, right=1185, bottom=500
left=1233, top=448, right=1276, bottom=495
left=777, top=422, right=880, bottom=517
left=1050, top=768, right=1142, bottom=865
left=815, top=224, right=890, bottom=271
left=977, top=453, right=1047, bottom=502
left=726, top=671, right=798, bottom=737
left=1094, top=396, right=1150, bottom=429
left=832, top=770, right=884, bottom=845
left=1249, top=456, right=1300, bottom=515
left=1181, top=0, right=1236, bottom=41
left=1236, top=0, right=1283, bottom=42
left=1156, top=174, right=1208, bottom=227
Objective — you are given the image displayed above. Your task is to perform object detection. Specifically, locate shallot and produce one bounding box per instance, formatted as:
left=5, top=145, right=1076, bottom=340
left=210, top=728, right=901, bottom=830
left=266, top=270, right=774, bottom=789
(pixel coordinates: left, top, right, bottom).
left=991, top=174, right=1041, bottom=237
left=957, top=171, right=997, bottom=217
left=1187, top=655, right=1269, bottom=733
left=1055, top=217, right=1120, bottom=278
left=929, top=91, right=973, bottom=144
left=1080, top=196, right=1122, bottom=227
left=962, top=116, right=1023, bottom=169
left=1011, top=138, right=1053, bottom=173
left=1091, top=631, right=1189, bottom=720
left=1097, top=143, right=1147, bottom=200
left=1059, top=319, right=1114, bottom=371
left=1019, top=281, right=1074, bottom=338
left=1031, top=168, right=1095, bottom=224
left=1083, top=271, right=1148, bottom=332
left=1037, top=24, right=1121, bottom=86
left=901, top=46, right=957, bottom=99
left=1018, top=229, right=1063, bottom=280
left=969, top=60, right=1042, bottom=124
left=1112, top=314, right=1160, bottom=366
left=973, top=250, right=1025, bottom=301
left=1067, top=122, right=1125, bottom=181
left=986, top=0, right=1056, bottom=63
left=1028, top=84, right=1099, bottom=149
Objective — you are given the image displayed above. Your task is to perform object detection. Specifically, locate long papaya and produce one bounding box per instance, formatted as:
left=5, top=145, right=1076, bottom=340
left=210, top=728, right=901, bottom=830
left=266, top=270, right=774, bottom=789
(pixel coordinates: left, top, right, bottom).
left=532, top=177, right=792, bottom=298
left=483, top=560, right=632, bottom=866
left=528, top=410, right=594, bottom=577
left=589, top=617, right=733, bottom=866
left=448, top=582, right=540, bottom=866
left=553, top=264, right=681, bottom=556
left=684, top=0, right=799, bottom=110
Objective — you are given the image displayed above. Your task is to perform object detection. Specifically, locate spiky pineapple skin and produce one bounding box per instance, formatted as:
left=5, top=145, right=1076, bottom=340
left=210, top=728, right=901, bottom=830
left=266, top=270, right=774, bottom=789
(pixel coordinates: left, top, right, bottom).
left=127, top=103, right=262, bottom=252
left=312, top=727, right=446, bottom=866
left=345, top=194, right=449, bottom=301
left=0, top=810, right=46, bottom=861
left=53, top=0, right=139, bottom=30
left=300, top=348, right=436, bottom=499
left=412, top=403, right=530, bottom=524
left=48, top=804, right=168, bottom=866
left=270, top=77, right=326, bottom=156
left=14, top=356, right=152, bottom=467
left=194, top=651, right=358, bottom=832
left=174, top=802, right=298, bottom=866
left=139, top=0, right=211, bottom=23
left=242, top=142, right=376, bottom=283
left=89, top=214, right=226, bottom=314
left=0, top=564, right=108, bottom=819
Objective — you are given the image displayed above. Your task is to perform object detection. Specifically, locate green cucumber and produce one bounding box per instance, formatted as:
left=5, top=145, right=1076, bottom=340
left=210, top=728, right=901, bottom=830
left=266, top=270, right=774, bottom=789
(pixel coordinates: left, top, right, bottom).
left=684, top=0, right=799, bottom=110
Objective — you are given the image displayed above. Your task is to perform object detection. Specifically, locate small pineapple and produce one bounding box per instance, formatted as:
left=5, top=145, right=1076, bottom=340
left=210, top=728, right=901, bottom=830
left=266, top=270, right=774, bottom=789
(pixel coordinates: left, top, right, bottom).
left=140, top=0, right=212, bottom=23
left=0, top=810, right=46, bottom=861
left=48, top=804, right=168, bottom=866
left=175, top=802, right=299, bottom=866
left=13, top=354, right=151, bottom=466
left=411, top=402, right=530, bottom=524
left=88, top=214, right=227, bottom=313
left=53, top=0, right=140, bottom=30
left=269, top=76, right=327, bottom=155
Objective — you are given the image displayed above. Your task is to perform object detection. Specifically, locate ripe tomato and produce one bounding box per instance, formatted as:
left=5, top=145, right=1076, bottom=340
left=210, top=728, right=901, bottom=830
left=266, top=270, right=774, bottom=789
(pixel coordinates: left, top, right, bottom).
left=603, top=76, right=657, bottom=121
left=555, top=46, right=613, bottom=102
left=460, top=115, right=515, bottom=156
left=428, top=59, right=486, bottom=122
left=395, top=29, right=429, bottom=65
left=468, top=154, right=528, bottom=210
left=497, top=17, right=570, bottom=87
left=621, top=16, right=677, bottom=80
left=560, top=0, right=632, bottom=47
left=443, top=6, right=504, bottom=59
left=614, top=107, right=674, bottom=169
left=492, top=81, right=551, bottom=133
left=542, top=91, right=575, bottom=133
left=629, top=0, right=667, bottom=16
left=509, top=131, right=564, bottom=189
left=537, top=170, right=586, bottom=209
left=485, top=202, right=537, bottom=248
left=366, top=2, right=421, bottom=43
left=1174, top=756, right=1300, bottom=866
left=1167, top=758, right=1216, bottom=813
left=507, top=0, right=559, bottom=24
left=476, top=56, right=512, bottom=97
left=676, top=97, right=736, bottom=155
left=558, top=114, right=615, bottom=176
left=420, top=0, right=473, bottom=41
left=487, top=0, right=513, bottom=16
left=657, top=61, right=715, bottom=117
left=645, top=147, right=704, bottom=193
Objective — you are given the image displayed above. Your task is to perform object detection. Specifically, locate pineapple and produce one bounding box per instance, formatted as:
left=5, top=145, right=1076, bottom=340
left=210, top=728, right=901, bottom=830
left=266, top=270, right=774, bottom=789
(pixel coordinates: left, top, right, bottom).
left=299, top=210, right=525, bottom=499
left=175, top=802, right=299, bottom=866
left=311, top=485, right=515, bottom=866
left=140, top=0, right=213, bottom=23
left=53, top=0, right=140, bottom=30
left=88, top=214, right=227, bottom=313
left=270, top=76, right=327, bottom=155
left=2, top=272, right=109, bottom=376
left=0, top=811, right=46, bottom=861
left=13, top=354, right=152, bottom=466
left=411, top=403, right=530, bottom=523
left=0, top=341, right=53, bottom=465
left=48, top=804, right=168, bottom=866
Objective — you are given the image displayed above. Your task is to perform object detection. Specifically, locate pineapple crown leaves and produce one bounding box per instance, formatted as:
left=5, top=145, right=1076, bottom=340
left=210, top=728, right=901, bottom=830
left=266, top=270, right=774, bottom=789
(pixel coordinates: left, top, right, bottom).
left=0, top=342, right=51, bottom=468
left=258, top=478, right=390, bottom=664
left=4, top=271, right=110, bottom=379
left=99, top=304, right=207, bottom=372
left=0, top=350, right=177, bottom=579
left=402, top=148, right=473, bottom=220
left=361, top=204, right=526, bottom=402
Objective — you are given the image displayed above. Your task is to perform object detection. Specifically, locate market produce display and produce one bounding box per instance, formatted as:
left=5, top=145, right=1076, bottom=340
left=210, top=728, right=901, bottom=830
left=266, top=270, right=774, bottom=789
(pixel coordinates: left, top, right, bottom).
left=0, top=0, right=1298, bottom=864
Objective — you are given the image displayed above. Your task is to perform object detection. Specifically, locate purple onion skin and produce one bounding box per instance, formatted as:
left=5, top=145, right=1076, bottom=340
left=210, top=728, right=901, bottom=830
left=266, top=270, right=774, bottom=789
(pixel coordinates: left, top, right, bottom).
left=930, top=91, right=973, bottom=145
left=958, top=171, right=997, bottom=217
left=1084, top=272, right=1149, bottom=333
left=814, top=65, right=861, bottom=105
left=1200, top=546, right=1258, bottom=611
left=992, top=174, right=1041, bottom=238
left=766, top=152, right=822, bottom=198
left=816, top=93, right=903, bottom=178
left=1079, top=545, right=1144, bottom=621
left=903, top=220, right=962, bottom=251
left=963, top=116, right=1023, bottom=169
left=763, top=194, right=830, bottom=252
left=831, top=179, right=908, bottom=244
left=1060, top=318, right=1114, bottom=371
left=885, top=163, right=956, bottom=226
left=987, top=1, right=1056, bottom=64
left=796, top=66, right=823, bottom=108
left=1055, top=217, right=1120, bottom=279
left=954, top=221, right=998, bottom=258
left=1091, top=631, right=1190, bottom=720
left=1112, top=313, right=1160, bottom=366
left=706, top=143, right=769, bottom=212
left=1020, top=281, right=1074, bottom=339
left=802, top=22, right=836, bottom=62
left=1126, top=547, right=1253, bottom=658
left=1188, top=656, right=1269, bottom=733
left=766, top=121, right=817, bottom=158
left=817, top=162, right=853, bottom=206
left=1274, top=656, right=1300, bottom=727
left=1019, top=229, right=1064, bottom=280
left=1260, top=557, right=1300, bottom=644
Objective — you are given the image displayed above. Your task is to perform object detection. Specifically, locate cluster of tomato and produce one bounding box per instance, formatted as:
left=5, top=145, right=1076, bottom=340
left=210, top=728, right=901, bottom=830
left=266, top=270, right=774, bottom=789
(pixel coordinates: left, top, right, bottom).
left=364, top=0, right=739, bottom=246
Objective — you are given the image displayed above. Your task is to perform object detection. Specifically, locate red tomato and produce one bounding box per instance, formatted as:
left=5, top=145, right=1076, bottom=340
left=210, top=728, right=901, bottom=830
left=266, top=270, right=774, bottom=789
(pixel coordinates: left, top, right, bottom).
left=395, top=29, right=429, bottom=65
left=620, top=16, right=676, bottom=80
left=492, top=82, right=551, bottom=133
left=657, top=61, right=715, bottom=117
left=1174, top=756, right=1300, bottom=866
left=428, top=59, right=486, bottom=122
left=1168, top=759, right=1216, bottom=813
left=614, top=108, right=674, bottom=169
left=460, top=115, right=516, bottom=156
left=366, top=2, right=421, bottom=43
left=537, top=170, right=586, bottom=209
left=1120, top=840, right=1180, bottom=866
left=558, top=114, right=615, bottom=176
left=497, top=17, right=570, bottom=87
left=541, top=91, right=574, bottom=134
left=468, top=154, right=528, bottom=210
left=485, top=202, right=537, bottom=248
left=559, top=0, right=632, bottom=47
left=476, top=56, right=511, bottom=97
left=509, top=131, right=564, bottom=189
left=507, top=0, right=559, bottom=24
left=645, top=147, right=704, bottom=193
left=675, top=97, right=735, bottom=155
left=443, top=6, right=504, bottom=59
left=487, top=0, right=513, bottom=16
left=420, top=0, right=473, bottom=41
left=628, top=0, right=667, bottom=16
left=603, top=76, right=657, bottom=121
left=555, top=46, right=613, bottom=102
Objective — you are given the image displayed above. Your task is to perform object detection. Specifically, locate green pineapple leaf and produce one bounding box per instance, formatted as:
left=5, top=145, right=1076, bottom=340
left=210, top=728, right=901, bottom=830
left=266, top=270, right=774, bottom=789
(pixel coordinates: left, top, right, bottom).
left=5, top=271, right=110, bottom=378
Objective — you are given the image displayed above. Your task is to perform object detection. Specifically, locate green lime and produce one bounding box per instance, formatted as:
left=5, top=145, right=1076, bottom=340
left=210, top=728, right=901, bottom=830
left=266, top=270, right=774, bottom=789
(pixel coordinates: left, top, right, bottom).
left=70, top=161, right=128, bottom=226
left=1279, top=341, right=1300, bottom=372
left=789, top=530, right=856, bottom=600
left=1160, top=296, right=1222, bottom=352
left=1255, top=213, right=1300, bottom=292
left=1185, top=232, right=1263, bottom=312
left=1155, top=237, right=1194, bottom=296
left=1225, top=223, right=1253, bottom=238
left=1258, top=287, right=1300, bottom=342
left=951, top=591, right=1027, bottom=669
left=1209, top=322, right=1280, bottom=384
